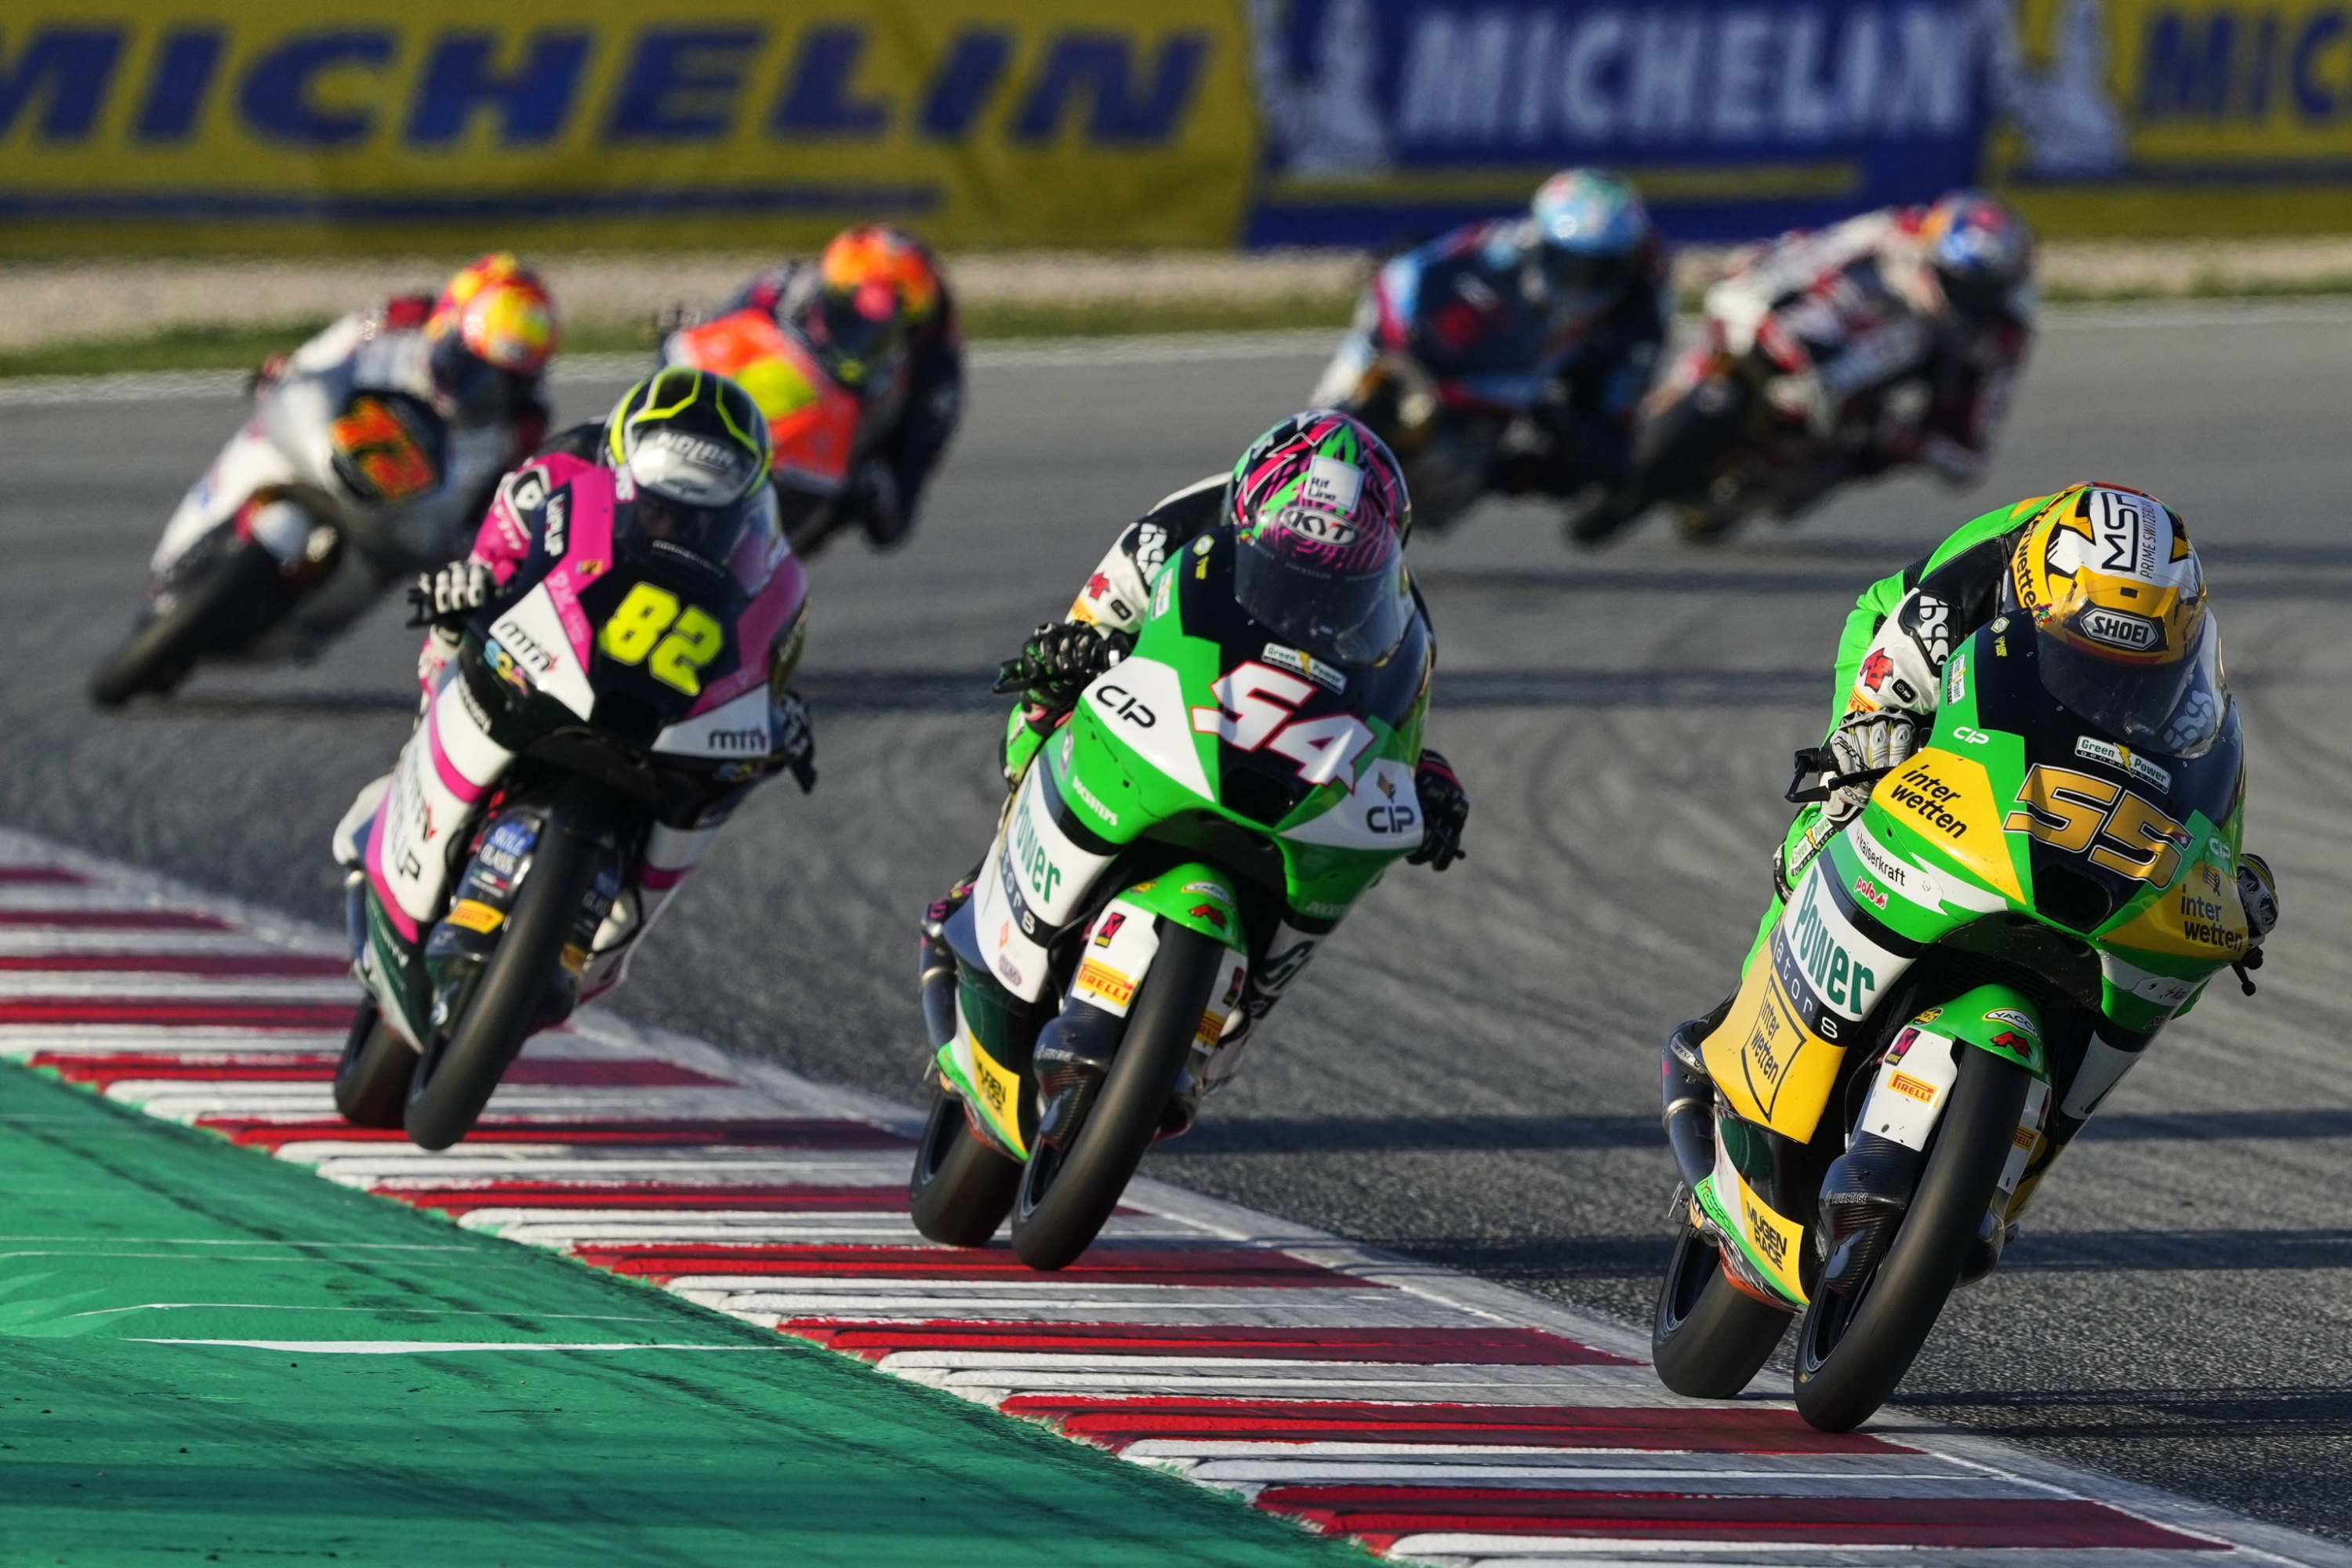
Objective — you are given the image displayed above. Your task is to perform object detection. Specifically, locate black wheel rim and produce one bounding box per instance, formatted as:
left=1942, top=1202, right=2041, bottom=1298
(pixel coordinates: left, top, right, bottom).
left=913, top=1094, right=963, bottom=1187
left=1799, top=1252, right=1875, bottom=1374
left=1014, top=1142, right=1063, bottom=1223
left=1660, top=1225, right=1720, bottom=1336
left=336, top=1004, right=377, bottom=1070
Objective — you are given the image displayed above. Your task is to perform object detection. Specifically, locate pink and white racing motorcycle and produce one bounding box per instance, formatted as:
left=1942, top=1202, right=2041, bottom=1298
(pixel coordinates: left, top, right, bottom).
left=332, top=453, right=808, bottom=1149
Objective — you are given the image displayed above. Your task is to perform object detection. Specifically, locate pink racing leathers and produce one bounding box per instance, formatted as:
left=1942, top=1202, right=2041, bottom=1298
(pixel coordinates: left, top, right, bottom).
left=343, top=449, right=811, bottom=1042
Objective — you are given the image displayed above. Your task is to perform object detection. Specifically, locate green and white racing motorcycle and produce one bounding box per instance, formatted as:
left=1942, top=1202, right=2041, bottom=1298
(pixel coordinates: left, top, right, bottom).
left=909, top=532, right=1432, bottom=1269
left=1654, top=612, right=2251, bottom=1429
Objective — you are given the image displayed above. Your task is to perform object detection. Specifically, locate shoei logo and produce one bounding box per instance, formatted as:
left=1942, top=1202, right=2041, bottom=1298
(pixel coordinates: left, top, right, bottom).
left=2078, top=608, right=2161, bottom=652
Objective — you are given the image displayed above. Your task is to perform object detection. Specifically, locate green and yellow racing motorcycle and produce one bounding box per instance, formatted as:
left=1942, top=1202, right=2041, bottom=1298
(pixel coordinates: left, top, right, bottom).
left=1654, top=612, right=2249, bottom=1430
left=909, top=532, right=1432, bottom=1269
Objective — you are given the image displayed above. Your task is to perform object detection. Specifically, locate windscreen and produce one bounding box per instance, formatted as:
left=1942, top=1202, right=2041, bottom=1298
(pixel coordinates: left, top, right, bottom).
left=2038, top=612, right=2227, bottom=758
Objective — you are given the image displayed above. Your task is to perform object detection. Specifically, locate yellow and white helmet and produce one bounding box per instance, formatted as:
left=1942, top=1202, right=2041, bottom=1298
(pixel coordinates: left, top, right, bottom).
left=2012, top=483, right=2226, bottom=755
left=2011, top=482, right=2205, bottom=663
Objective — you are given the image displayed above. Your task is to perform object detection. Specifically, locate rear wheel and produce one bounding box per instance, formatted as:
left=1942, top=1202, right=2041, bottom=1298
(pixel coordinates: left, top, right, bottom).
left=403, top=804, right=603, bottom=1152
left=1651, top=1218, right=1793, bottom=1398
left=89, top=541, right=283, bottom=707
left=1792, top=1046, right=2031, bottom=1431
left=907, top=1087, right=1022, bottom=1247
left=1008, top=924, right=1225, bottom=1271
left=331, top=1001, right=413, bottom=1129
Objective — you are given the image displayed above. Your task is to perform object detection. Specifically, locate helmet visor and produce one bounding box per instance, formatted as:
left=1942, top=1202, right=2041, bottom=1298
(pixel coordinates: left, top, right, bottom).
left=812, top=292, right=906, bottom=385
left=1232, top=524, right=1414, bottom=667
left=2038, top=612, right=2227, bottom=758
left=619, top=482, right=780, bottom=589
left=1540, top=245, right=1631, bottom=309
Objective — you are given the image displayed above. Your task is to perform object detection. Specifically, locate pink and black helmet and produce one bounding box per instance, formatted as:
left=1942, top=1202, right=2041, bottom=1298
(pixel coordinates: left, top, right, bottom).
left=1224, top=411, right=1417, bottom=666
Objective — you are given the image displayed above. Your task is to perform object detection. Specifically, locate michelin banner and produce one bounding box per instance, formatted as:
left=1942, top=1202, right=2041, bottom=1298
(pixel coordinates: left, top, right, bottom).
left=0, top=0, right=2343, bottom=253
left=0, top=0, right=1259, bottom=253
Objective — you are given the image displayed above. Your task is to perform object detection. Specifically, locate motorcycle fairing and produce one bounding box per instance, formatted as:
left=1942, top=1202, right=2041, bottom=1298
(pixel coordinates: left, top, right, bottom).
left=668, top=310, right=862, bottom=491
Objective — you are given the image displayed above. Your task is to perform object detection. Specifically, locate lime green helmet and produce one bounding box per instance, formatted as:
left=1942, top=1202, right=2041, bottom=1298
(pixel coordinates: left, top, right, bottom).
left=602, top=368, right=779, bottom=580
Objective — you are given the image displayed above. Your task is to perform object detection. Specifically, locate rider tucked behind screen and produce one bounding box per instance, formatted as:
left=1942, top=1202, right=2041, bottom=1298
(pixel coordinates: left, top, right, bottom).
left=931, top=412, right=1472, bottom=1111
left=334, top=368, right=816, bottom=1043
left=1584, top=191, right=2034, bottom=544
left=1311, top=168, right=1671, bottom=539
left=663, top=224, right=963, bottom=556
left=1671, top=482, right=2278, bottom=1276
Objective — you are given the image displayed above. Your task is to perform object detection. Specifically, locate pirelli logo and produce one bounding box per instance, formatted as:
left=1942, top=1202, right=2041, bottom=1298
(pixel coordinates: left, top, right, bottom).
left=1075, top=960, right=1134, bottom=1008
left=1888, top=1070, right=1937, bottom=1104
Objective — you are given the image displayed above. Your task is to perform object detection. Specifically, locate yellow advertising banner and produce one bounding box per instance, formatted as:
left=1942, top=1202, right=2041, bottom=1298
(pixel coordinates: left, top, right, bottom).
left=1989, top=0, right=2352, bottom=231
left=0, top=0, right=1259, bottom=254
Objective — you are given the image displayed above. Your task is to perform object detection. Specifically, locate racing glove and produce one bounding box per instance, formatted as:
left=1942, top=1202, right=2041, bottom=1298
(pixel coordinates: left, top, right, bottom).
left=405, top=560, right=492, bottom=630
left=768, top=689, right=817, bottom=794
left=993, top=622, right=1131, bottom=714
left=1823, top=709, right=1919, bottom=828
left=1408, top=749, right=1469, bottom=871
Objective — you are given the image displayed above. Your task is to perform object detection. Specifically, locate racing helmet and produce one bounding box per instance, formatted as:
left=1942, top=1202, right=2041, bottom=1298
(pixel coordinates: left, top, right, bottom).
left=424, top=252, right=558, bottom=419
left=1528, top=169, right=1651, bottom=313
left=1225, top=411, right=1415, bottom=667
left=792, top=225, right=942, bottom=389
left=1920, top=191, right=2034, bottom=322
left=2010, top=482, right=2225, bottom=756
left=602, top=368, right=782, bottom=586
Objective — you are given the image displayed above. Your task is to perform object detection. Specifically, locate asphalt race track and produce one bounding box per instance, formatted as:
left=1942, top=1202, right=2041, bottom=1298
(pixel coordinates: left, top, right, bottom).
left=6, top=305, right=2351, bottom=1541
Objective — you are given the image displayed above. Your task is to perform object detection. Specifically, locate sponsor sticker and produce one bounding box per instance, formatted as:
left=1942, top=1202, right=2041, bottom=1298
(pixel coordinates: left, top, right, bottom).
left=2075, top=735, right=2172, bottom=793
left=1888, top=1070, right=1938, bottom=1104
left=1945, top=652, right=1966, bottom=704
left=1983, top=1007, right=2041, bottom=1037
left=1885, top=759, right=1972, bottom=840
left=2134, top=972, right=2196, bottom=1007
left=1300, top=455, right=1365, bottom=517
left=1852, top=875, right=1888, bottom=909
left=445, top=898, right=504, bottom=934
left=1261, top=642, right=1345, bottom=694
left=1092, top=911, right=1126, bottom=947
left=1075, top=960, right=1135, bottom=1008
left=2080, top=607, right=2161, bottom=652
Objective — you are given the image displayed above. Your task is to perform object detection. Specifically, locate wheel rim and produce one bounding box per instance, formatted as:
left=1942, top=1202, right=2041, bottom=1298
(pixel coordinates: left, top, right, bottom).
left=1014, top=1142, right=1064, bottom=1224
left=913, top=1094, right=964, bottom=1187
left=1660, top=1225, right=1721, bottom=1337
left=1798, top=1254, right=1876, bottom=1374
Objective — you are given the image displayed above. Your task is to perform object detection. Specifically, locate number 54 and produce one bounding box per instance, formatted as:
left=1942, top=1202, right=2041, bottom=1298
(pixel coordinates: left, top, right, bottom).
left=597, top=582, right=724, bottom=695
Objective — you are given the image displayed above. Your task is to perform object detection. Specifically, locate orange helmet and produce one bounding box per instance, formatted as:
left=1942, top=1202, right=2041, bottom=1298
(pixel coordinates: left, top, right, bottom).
left=797, top=225, right=941, bottom=387
left=427, top=252, right=559, bottom=376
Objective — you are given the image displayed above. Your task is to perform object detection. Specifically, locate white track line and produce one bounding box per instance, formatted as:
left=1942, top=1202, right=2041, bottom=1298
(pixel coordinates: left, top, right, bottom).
left=2, top=823, right=2343, bottom=1568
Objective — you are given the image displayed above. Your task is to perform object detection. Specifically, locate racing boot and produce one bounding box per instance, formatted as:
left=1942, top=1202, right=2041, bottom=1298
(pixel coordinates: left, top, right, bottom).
left=917, top=867, right=981, bottom=1071
left=1659, top=993, right=1735, bottom=1195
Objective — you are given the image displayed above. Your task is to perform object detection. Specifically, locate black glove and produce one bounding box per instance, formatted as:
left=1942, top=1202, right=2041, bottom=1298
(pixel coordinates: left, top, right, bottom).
left=770, top=689, right=816, bottom=794
left=993, top=622, right=1131, bottom=713
left=405, top=560, right=492, bottom=630
left=1408, top=748, right=1468, bottom=871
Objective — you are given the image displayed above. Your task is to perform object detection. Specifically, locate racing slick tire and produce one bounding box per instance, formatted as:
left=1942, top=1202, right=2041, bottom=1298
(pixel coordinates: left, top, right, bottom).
left=1008, top=924, right=1225, bottom=1271
left=1651, top=1218, right=1795, bottom=1399
left=89, top=539, right=283, bottom=706
left=908, top=1087, right=1022, bottom=1247
left=402, top=791, right=605, bottom=1152
left=1792, top=1045, right=2031, bottom=1431
left=331, top=1000, right=414, bottom=1129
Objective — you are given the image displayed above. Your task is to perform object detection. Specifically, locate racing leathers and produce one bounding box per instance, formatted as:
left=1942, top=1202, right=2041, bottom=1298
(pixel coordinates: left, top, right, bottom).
left=726, top=261, right=964, bottom=547
left=940, top=476, right=1471, bottom=1073
left=336, top=435, right=815, bottom=1016
left=1702, top=205, right=2031, bottom=497
left=1730, top=494, right=2278, bottom=1233
left=1313, top=219, right=1671, bottom=500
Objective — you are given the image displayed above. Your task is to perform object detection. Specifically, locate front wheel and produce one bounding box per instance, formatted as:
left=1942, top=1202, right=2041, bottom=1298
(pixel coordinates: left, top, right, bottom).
left=332, top=1001, right=413, bottom=1128
left=907, top=1087, right=1021, bottom=1247
left=1791, top=1046, right=2031, bottom=1431
left=403, top=800, right=604, bottom=1151
left=1651, top=1218, right=1792, bottom=1398
left=1008, top=924, right=1226, bottom=1270
left=89, top=541, right=283, bottom=707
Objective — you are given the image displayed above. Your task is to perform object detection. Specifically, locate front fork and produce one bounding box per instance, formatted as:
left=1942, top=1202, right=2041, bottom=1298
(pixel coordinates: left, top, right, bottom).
left=927, top=872, right=1250, bottom=1163
left=1662, top=982, right=2053, bottom=1309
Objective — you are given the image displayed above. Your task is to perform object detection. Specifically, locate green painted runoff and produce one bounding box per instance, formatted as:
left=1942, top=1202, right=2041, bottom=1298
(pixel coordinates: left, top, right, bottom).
left=0, top=1063, right=1367, bottom=1567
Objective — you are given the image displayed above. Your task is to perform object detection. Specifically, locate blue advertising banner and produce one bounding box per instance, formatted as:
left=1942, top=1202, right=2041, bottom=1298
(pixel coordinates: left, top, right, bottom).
left=1243, top=0, right=1996, bottom=245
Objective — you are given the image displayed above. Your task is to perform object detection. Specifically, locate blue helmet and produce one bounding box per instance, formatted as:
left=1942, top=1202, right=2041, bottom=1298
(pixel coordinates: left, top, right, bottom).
left=1921, top=190, right=2034, bottom=321
left=1530, top=168, right=1650, bottom=307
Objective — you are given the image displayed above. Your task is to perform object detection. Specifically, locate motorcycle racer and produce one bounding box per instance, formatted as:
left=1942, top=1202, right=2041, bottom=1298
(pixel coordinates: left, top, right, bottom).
left=925, top=411, right=1470, bottom=1087
left=670, top=224, right=963, bottom=551
left=335, top=368, right=815, bottom=1029
left=96, top=255, right=560, bottom=699
left=1312, top=169, right=1671, bottom=534
left=1598, top=191, right=2032, bottom=546
left=1672, top=481, right=2278, bottom=1262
